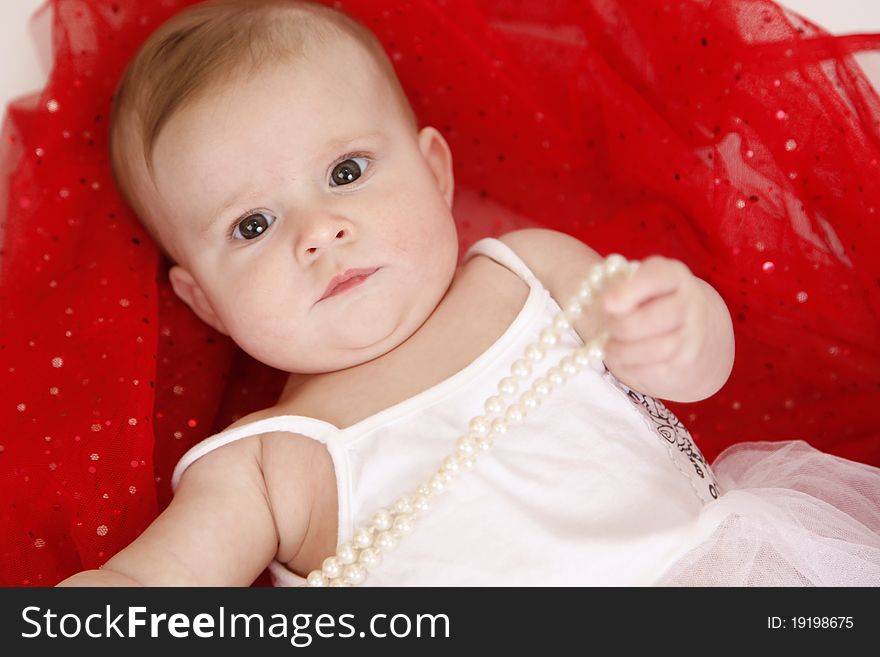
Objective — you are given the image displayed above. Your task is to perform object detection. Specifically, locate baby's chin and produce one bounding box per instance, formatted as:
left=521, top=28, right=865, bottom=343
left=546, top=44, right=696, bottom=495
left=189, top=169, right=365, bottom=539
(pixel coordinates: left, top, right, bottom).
left=256, top=316, right=412, bottom=374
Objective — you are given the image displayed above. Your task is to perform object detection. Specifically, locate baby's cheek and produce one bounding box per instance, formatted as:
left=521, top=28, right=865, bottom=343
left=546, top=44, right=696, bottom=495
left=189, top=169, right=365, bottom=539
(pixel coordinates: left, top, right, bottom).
left=383, top=213, right=429, bottom=257
left=228, top=308, right=305, bottom=371
left=227, top=283, right=285, bottom=329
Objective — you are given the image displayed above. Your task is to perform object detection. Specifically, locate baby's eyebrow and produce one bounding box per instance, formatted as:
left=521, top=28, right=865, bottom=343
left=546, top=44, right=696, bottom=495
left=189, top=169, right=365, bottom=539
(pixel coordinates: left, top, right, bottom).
left=198, top=130, right=385, bottom=235
left=200, top=191, right=253, bottom=235
left=324, top=130, right=384, bottom=151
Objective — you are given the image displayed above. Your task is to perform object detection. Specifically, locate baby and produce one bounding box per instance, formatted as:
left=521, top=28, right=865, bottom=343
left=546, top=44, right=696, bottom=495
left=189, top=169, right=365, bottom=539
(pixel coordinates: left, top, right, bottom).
left=57, top=0, right=738, bottom=587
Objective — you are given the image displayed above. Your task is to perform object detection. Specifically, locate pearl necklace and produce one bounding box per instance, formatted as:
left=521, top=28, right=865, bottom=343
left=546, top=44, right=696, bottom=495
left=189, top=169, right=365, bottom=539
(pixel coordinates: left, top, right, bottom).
left=305, top=253, right=640, bottom=586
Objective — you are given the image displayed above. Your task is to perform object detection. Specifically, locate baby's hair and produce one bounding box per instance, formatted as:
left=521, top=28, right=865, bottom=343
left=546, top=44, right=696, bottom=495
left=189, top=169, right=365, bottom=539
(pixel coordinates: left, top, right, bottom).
left=108, top=0, right=417, bottom=264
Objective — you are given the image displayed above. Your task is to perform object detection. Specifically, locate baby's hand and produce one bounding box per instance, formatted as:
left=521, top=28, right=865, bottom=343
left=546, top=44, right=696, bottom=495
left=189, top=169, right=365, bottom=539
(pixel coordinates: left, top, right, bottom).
left=599, top=255, right=731, bottom=401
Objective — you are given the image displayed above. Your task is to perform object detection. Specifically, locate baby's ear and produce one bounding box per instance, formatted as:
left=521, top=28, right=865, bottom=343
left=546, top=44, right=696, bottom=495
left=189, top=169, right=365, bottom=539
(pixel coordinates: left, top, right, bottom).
left=168, top=265, right=229, bottom=336
left=418, top=126, right=455, bottom=208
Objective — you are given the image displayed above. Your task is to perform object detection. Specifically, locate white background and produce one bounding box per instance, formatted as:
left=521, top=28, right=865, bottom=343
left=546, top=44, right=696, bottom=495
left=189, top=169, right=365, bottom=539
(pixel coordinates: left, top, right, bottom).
left=1, top=0, right=879, bottom=112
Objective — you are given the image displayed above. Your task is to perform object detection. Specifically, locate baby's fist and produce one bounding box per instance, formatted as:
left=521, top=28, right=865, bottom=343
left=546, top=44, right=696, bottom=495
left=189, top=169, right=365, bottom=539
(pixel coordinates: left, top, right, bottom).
left=600, top=255, right=711, bottom=388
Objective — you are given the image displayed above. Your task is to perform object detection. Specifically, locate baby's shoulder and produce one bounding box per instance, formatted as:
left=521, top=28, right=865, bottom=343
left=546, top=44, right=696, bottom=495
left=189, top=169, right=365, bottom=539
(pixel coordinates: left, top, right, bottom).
left=211, top=408, right=328, bottom=496
left=222, top=407, right=326, bottom=465
left=496, top=228, right=604, bottom=303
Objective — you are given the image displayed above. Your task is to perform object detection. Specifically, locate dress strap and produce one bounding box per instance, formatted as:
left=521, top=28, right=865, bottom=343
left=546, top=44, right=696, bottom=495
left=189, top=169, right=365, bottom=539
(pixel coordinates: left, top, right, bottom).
left=464, top=237, right=543, bottom=290
left=170, top=415, right=335, bottom=491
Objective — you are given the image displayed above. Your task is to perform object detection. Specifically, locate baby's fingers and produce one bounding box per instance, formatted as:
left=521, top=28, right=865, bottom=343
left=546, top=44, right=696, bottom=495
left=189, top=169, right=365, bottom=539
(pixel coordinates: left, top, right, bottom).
left=603, top=255, right=688, bottom=316
left=604, top=293, right=683, bottom=343
left=604, top=325, right=685, bottom=369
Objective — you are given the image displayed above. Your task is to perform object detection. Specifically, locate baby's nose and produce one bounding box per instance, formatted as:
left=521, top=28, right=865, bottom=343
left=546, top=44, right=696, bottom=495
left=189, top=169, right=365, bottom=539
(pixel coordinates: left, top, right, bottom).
left=300, top=224, right=349, bottom=257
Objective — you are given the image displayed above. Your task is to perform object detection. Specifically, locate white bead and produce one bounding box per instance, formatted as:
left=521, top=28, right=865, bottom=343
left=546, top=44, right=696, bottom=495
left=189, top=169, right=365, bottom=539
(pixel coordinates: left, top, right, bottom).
left=553, top=313, right=571, bottom=331
left=589, top=263, right=605, bottom=288
left=520, top=390, right=541, bottom=410
left=353, top=527, right=373, bottom=549
left=375, top=531, right=397, bottom=551
left=581, top=341, right=606, bottom=371
left=531, top=376, right=553, bottom=397
left=342, top=563, right=367, bottom=585
left=510, top=358, right=532, bottom=380
left=337, top=542, right=357, bottom=565
left=576, top=283, right=594, bottom=303
left=459, top=455, right=476, bottom=469
left=505, top=403, right=526, bottom=424
left=416, top=483, right=434, bottom=498
left=497, top=376, right=519, bottom=398
left=525, top=343, right=545, bottom=362
left=430, top=473, right=448, bottom=492
left=546, top=365, right=566, bottom=385
left=371, top=508, right=392, bottom=532
left=468, top=415, right=491, bottom=437
left=560, top=355, right=580, bottom=376
left=456, top=435, right=477, bottom=456
left=322, top=556, right=342, bottom=579
left=391, top=513, right=414, bottom=536
left=328, top=578, right=350, bottom=587
left=484, top=395, right=505, bottom=415
left=539, top=327, right=559, bottom=346
left=442, top=454, right=462, bottom=473
left=358, top=547, right=381, bottom=568
left=306, top=570, right=328, bottom=587
left=565, top=300, right=583, bottom=319
left=437, top=468, right=454, bottom=484
left=604, top=254, right=627, bottom=276
left=490, top=417, right=508, bottom=436
left=411, top=494, right=431, bottom=515
left=592, top=337, right=608, bottom=358
left=476, top=435, right=493, bottom=451
left=393, top=495, right=413, bottom=514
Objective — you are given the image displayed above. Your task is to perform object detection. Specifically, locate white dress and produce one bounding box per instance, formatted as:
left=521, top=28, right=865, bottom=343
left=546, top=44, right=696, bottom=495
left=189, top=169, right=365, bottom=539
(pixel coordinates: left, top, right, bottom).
left=171, top=238, right=880, bottom=586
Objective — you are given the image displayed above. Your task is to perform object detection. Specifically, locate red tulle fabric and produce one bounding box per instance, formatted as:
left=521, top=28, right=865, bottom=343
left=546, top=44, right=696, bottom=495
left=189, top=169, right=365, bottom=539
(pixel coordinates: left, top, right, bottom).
left=1, top=0, right=878, bottom=587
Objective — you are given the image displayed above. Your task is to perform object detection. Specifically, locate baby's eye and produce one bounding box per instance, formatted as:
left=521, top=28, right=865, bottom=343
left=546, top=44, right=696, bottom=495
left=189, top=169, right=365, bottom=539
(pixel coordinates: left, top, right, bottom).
left=231, top=211, right=275, bottom=241
left=330, top=157, right=369, bottom=187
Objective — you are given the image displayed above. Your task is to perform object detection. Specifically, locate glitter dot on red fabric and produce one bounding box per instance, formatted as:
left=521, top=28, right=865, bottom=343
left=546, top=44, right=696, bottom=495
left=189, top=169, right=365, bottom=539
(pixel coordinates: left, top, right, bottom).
left=1, top=0, right=879, bottom=587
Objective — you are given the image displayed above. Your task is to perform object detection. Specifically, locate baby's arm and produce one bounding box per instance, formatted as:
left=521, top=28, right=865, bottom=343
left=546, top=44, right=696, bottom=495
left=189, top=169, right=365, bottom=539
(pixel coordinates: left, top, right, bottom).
left=499, top=228, right=734, bottom=402
left=57, top=435, right=283, bottom=586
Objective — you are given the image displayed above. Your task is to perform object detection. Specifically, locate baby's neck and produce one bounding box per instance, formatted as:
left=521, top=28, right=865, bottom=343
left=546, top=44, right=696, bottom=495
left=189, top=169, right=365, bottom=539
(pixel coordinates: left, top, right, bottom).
left=277, top=361, right=374, bottom=410
left=279, top=371, right=312, bottom=403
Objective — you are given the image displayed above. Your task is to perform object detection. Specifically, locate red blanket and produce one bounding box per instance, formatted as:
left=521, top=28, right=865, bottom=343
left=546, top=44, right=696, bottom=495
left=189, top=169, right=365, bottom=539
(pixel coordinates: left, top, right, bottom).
left=1, top=0, right=878, bottom=586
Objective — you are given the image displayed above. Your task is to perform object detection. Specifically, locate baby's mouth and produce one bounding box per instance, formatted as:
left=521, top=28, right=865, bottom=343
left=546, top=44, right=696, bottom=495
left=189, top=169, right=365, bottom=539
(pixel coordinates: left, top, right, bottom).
left=318, top=267, right=380, bottom=302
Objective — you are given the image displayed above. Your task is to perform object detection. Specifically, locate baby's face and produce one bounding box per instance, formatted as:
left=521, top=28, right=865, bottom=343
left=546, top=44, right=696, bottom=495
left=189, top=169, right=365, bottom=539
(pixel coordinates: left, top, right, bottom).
left=144, top=37, right=458, bottom=374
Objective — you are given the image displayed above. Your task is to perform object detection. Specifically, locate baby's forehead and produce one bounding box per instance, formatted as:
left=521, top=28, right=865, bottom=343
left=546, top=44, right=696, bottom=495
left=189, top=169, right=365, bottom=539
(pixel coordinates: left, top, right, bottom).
left=173, top=45, right=391, bottom=142
left=180, top=32, right=390, bottom=126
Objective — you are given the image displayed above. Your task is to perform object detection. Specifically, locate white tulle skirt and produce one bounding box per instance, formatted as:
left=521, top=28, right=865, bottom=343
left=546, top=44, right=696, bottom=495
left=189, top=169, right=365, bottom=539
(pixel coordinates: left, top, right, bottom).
left=653, top=440, right=880, bottom=586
